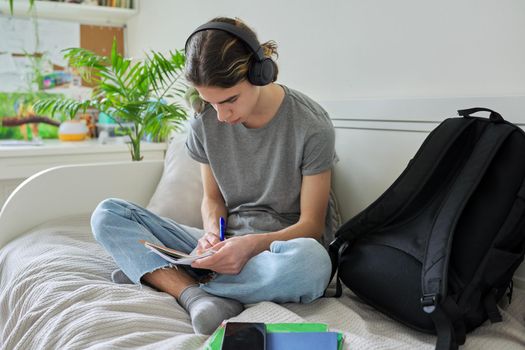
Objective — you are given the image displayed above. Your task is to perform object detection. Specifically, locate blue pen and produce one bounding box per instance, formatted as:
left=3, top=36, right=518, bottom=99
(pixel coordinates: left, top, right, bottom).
left=219, top=216, right=226, bottom=241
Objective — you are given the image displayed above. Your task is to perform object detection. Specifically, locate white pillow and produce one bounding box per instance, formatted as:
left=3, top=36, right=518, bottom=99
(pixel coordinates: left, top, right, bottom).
left=146, top=132, right=204, bottom=228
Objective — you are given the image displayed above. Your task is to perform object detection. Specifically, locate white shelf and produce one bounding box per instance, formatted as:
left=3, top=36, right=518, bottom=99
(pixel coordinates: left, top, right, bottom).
left=0, top=0, right=138, bottom=26
left=0, top=139, right=167, bottom=179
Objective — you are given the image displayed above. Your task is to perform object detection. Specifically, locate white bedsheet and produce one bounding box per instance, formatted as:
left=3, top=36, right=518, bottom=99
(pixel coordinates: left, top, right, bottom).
left=1, top=215, right=524, bottom=350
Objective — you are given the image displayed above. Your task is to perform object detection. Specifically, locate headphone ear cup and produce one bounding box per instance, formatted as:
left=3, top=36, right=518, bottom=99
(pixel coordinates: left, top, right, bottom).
left=248, top=58, right=275, bottom=86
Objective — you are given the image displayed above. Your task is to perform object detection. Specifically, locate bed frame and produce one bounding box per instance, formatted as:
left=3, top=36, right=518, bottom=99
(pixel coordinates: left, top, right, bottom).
left=0, top=161, right=164, bottom=248
left=1, top=96, right=524, bottom=289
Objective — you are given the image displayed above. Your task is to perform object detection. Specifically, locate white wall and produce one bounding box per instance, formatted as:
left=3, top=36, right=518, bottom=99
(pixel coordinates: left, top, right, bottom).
left=127, top=0, right=525, bottom=101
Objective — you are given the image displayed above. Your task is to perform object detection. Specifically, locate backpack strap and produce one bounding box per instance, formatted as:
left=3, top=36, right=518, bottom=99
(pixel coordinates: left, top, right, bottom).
left=326, top=237, right=349, bottom=297
left=422, top=296, right=465, bottom=350
left=483, top=288, right=503, bottom=323
left=421, top=122, right=515, bottom=350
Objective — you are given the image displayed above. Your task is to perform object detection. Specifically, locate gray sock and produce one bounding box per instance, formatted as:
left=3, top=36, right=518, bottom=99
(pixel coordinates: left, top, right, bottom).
left=111, top=269, right=133, bottom=284
left=179, top=285, right=244, bottom=335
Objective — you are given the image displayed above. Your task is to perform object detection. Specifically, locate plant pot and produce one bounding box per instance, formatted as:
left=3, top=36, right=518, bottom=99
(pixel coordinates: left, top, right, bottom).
left=58, top=120, right=88, bottom=141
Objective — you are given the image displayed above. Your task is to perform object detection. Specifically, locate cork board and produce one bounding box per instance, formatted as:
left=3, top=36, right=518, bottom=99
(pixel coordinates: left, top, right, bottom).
left=79, top=25, right=124, bottom=86
left=80, top=25, right=124, bottom=57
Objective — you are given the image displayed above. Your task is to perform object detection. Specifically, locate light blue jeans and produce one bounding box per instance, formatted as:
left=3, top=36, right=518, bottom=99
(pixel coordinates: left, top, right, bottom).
left=90, top=198, right=332, bottom=304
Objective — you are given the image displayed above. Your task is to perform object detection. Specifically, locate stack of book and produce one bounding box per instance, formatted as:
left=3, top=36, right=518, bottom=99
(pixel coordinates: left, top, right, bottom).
left=205, top=322, right=344, bottom=350
left=97, top=0, right=133, bottom=9
left=38, top=0, right=134, bottom=9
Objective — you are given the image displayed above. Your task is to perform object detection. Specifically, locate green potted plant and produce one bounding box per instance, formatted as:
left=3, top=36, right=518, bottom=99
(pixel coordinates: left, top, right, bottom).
left=33, top=40, right=189, bottom=161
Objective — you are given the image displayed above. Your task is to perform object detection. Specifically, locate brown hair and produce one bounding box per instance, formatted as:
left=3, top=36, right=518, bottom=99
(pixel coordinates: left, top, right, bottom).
left=184, top=17, right=279, bottom=88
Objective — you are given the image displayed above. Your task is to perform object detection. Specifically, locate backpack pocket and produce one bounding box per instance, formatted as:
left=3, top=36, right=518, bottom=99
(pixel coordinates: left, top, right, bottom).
left=339, top=242, right=435, bottom=332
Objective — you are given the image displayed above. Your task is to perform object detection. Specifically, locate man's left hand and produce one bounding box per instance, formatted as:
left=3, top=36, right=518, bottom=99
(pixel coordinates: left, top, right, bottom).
left=191, top=234, right=265, bottom=274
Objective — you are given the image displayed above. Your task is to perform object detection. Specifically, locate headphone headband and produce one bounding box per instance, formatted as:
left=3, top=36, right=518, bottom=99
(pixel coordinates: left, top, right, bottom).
left=185, top=22, right=265, bottom=61
left=185, top=21, right=275, bottom=86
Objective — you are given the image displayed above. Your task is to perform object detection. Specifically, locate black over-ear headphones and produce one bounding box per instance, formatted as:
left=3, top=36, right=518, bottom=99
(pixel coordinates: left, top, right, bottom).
left=185, top=22, right=275, bottom=86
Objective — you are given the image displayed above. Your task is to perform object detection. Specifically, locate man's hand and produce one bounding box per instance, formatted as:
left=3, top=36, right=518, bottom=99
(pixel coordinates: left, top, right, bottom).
left=196, top=232, right=221, bottom=255
left=191, top=234, right=264, bottom=274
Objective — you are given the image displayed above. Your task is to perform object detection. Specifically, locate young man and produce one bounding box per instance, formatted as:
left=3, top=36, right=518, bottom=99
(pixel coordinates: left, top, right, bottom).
left=91, top=17, right=337, bottom=335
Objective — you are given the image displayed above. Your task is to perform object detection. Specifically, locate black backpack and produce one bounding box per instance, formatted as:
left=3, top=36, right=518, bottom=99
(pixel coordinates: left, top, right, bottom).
left=328, top=108, right=525, bottom=350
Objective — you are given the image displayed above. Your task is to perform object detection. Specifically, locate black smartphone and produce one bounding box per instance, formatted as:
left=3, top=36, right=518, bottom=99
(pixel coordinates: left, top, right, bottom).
left=221, top=322, right=266, bottom=350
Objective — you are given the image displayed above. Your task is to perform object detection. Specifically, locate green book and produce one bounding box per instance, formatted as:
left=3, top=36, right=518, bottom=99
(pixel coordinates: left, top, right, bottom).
left=204, top=322, right=344, bottom=350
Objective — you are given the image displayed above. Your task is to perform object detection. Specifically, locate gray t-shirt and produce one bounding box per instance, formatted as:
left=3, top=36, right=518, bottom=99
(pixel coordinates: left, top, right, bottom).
left=185, top=85, right=337, bottom=237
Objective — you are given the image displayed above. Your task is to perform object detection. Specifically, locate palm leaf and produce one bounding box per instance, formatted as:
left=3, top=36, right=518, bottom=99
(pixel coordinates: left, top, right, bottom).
left=64, top=47, right=108, bottom=69
left=33, top=98, right=92, bottom=119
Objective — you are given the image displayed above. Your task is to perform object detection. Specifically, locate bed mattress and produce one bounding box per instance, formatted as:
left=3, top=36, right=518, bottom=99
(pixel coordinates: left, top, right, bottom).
left=1, top=215, right=524, bottom=349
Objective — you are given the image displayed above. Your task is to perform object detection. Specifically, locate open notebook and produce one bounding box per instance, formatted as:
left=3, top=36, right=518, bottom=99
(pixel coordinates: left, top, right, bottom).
left=139, top=240, right=215, bottom=265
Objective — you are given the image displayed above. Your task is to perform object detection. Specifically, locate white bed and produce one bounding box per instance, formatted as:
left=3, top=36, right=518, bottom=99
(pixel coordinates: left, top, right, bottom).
left=1, top=97, right=524, bottom=349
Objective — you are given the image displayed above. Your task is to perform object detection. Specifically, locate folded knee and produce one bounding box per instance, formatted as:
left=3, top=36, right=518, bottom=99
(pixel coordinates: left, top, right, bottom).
left=90, top=198, right=127, bottom=242
left=271, top=237, right=329, bottom=263
left=270, top=238, right=332, bottom=295
left=295, top=239, right=331, bottom=281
